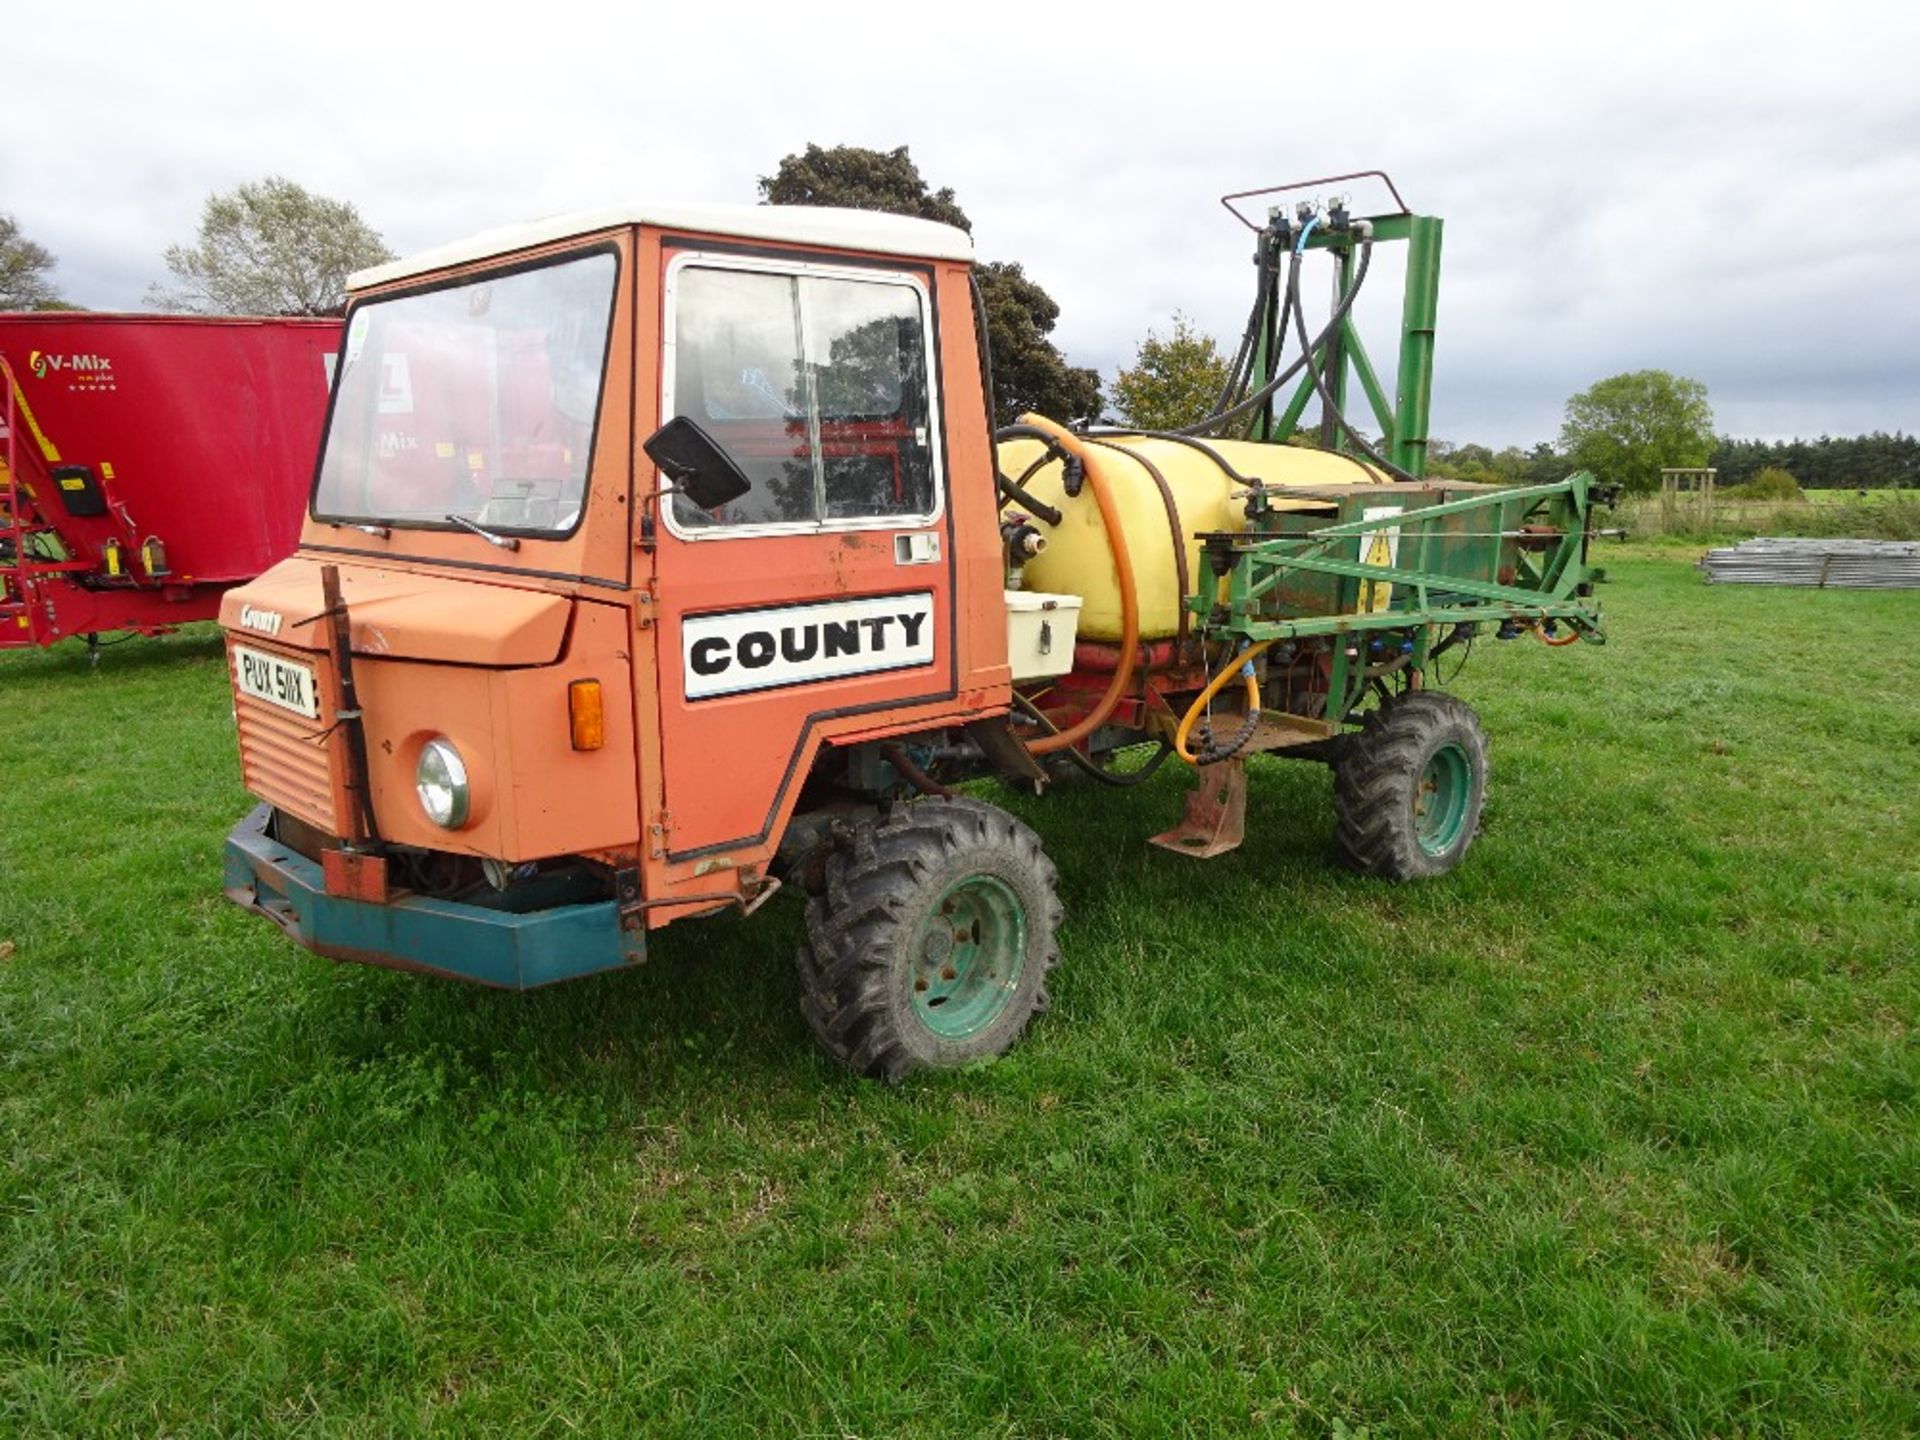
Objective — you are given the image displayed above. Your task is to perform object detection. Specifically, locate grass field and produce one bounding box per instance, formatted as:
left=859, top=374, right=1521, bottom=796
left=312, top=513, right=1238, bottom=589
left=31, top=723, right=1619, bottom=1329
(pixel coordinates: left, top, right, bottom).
left=1, top=551, right=1914, bottom=1437
left=1619, top=488, right=1920, bottom=544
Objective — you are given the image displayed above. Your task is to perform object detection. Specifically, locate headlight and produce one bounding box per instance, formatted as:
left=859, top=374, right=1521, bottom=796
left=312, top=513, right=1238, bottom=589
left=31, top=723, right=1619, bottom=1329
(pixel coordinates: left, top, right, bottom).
left=416, top=738, right=470, bottom=828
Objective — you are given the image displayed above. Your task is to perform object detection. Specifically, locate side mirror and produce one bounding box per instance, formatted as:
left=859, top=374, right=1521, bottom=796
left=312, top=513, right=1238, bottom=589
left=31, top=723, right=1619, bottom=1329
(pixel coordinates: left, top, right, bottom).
left=642, top=416, right=752, bottom=511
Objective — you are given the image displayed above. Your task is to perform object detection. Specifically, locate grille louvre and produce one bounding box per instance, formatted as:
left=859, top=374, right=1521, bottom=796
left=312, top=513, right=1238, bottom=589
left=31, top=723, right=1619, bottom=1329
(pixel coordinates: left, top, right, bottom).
left=232, top=646, right=338, bottom=832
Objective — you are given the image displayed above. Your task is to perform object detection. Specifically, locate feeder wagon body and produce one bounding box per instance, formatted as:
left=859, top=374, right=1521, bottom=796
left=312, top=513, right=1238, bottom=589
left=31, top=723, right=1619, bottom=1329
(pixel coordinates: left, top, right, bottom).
left=0, top=313, right=338, bottom=647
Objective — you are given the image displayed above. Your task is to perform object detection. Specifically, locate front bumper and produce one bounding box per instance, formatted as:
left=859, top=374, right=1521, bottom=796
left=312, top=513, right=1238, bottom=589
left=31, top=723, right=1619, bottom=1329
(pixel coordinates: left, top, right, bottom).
left=222, top=805, right=642, bottom=990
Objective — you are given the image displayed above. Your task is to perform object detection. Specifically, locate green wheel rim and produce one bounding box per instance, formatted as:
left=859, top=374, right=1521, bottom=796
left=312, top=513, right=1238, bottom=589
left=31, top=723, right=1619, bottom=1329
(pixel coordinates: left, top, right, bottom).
left=910, top=874, right=1027, bottom=1040
left=1414, top=741, right=1472, bottom=855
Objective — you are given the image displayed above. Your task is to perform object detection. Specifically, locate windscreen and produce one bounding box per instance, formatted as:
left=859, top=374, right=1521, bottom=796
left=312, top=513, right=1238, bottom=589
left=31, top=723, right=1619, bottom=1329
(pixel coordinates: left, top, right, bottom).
left=313, top=251, right=618, bottom=535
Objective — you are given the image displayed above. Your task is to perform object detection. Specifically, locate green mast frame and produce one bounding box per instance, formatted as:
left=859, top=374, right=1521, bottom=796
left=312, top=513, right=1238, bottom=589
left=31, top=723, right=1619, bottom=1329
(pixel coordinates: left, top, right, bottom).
left=1226, top=173, right=1443, bottom=478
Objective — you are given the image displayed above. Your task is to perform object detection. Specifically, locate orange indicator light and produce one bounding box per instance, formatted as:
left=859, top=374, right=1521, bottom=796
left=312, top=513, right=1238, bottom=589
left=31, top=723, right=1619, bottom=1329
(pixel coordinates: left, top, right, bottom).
left=568, top=679, right=605, bottom=751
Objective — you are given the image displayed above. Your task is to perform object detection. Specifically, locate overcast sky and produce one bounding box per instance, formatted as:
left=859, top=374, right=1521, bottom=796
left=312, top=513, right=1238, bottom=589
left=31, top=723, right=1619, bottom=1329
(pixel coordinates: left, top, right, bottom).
left=7, top=1, right=1917, bottom=447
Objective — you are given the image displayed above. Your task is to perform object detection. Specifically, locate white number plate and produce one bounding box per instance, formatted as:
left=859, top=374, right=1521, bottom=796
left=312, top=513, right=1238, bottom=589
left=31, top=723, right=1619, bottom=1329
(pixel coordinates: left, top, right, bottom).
left=233, top=644, right=320, bottom=719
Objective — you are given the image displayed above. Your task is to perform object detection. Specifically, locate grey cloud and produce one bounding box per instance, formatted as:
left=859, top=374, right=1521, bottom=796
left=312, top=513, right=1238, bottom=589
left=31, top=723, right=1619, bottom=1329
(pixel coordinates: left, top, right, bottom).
left=7, top=0, right=1916, bottom=448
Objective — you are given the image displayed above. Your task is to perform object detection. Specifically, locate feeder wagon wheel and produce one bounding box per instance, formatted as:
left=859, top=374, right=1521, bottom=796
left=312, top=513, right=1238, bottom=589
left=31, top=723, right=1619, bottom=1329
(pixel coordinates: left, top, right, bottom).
left=1332, top=691, right=1489, bottom=880
left=796, top=796, right=1063, bottom=1082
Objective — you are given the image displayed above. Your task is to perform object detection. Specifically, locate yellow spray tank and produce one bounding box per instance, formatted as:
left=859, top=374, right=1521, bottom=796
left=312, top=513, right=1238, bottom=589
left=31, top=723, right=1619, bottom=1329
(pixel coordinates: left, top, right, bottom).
left=996, top=427, right=1392, bottom=642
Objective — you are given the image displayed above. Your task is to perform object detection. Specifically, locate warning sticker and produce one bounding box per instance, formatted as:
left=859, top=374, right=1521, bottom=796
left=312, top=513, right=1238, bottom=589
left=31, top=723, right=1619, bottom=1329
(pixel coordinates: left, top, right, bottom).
left=1358, top=505, right=1404, bottom=613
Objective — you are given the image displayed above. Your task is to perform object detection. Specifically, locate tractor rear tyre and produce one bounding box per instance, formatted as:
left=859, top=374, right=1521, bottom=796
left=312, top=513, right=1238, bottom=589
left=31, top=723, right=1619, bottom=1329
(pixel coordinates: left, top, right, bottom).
left=1332, top=691, right=1488, bottom=880
left=796, top=796, right=1063, bottom=1082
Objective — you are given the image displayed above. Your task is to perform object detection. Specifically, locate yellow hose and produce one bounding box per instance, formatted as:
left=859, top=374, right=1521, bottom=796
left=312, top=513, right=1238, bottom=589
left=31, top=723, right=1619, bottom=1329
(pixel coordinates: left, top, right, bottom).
left=1173, top=640, right=1276, bottom=763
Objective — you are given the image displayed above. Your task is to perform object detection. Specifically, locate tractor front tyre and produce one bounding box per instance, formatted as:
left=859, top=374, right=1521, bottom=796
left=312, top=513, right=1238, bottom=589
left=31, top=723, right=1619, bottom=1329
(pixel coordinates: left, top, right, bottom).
left=1332, top=691, right=1488, bottom=880
left=796, top=796, right=1063, bottom=1083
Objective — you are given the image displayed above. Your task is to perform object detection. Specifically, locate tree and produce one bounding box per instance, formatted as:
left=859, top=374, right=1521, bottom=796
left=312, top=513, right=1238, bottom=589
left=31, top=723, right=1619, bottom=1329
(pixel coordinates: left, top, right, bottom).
left=1109, top=314, right=1230, bottom=431
left=1709, top=431, right=1918, bottom=490
left=149, top=176, right=395, bottom=317
left=758, top=143, right=969, bottom=231
left=1519, top=441, right=1567, bottom=485
left=1558, top=370, right=1714, bottom=495
left=1737, top=466, right=1802, bottom=500
left=759, top=144, right=1100, bottom=425
left=973, top=261, right=1101, bottom=425
left=0, top=213, right=63, bottom=310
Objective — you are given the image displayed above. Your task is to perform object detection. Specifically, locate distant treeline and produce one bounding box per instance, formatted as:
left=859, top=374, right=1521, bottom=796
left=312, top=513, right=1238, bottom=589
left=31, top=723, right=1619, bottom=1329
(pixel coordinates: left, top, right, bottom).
left=1429, top=432, right=1918, bottom=489
left=1706, top=432, right=1918, bottom=490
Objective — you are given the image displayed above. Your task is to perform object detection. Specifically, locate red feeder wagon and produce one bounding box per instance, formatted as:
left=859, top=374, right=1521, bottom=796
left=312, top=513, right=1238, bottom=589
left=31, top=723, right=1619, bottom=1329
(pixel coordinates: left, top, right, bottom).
left=0, top=313, right=338, bottom=653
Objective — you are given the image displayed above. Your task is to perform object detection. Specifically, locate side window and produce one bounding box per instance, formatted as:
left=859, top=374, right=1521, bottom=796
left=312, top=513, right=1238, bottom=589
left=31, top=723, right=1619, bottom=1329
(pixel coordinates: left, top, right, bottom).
left=670, top=269, right=812, bottom=527
left=668, top=264, right=937, bottom=530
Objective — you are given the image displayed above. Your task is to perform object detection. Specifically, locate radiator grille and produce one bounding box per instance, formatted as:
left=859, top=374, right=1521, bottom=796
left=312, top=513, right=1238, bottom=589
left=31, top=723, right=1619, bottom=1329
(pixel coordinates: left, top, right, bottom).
left=232, top=647, right=337, bottom=832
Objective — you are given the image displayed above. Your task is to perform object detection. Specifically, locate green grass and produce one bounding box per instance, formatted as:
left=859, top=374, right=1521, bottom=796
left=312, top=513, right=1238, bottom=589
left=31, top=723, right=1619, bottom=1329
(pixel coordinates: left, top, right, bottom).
left=1, top=554, right=1915, bottom=1437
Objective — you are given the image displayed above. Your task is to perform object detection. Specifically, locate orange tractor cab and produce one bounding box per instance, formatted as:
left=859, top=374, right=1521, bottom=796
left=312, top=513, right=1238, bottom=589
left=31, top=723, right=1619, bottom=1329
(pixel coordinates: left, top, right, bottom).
left=220, top=182, right=1610, bottom=1079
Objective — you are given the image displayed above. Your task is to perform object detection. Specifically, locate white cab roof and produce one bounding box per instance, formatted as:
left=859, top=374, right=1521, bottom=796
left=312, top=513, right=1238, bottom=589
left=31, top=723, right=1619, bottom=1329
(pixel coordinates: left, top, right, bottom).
left=350, top=202, right=975, bottom=289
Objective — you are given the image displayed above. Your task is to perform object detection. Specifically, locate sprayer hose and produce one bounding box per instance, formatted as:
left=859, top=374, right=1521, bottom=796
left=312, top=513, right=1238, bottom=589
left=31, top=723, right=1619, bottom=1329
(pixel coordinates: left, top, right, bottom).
left=1010, top=415, right=1140, bottom=757
left=1173, top=640, right=1278, bottom=764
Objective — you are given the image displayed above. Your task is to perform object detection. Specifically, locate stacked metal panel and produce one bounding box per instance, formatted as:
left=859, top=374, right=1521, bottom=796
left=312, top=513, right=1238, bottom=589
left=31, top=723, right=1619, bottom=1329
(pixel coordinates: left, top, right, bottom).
left=1700, top=538, right=1920, bottom=589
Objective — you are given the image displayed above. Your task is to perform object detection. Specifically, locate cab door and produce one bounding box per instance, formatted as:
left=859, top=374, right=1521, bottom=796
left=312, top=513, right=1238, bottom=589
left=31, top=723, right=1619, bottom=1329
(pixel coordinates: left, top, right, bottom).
left=649, top=248, right=957, bottom=861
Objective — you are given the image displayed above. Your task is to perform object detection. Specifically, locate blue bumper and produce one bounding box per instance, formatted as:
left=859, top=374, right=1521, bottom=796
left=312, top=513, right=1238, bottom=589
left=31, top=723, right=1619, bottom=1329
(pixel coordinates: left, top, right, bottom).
left=222, top=805, right=643, bottom=990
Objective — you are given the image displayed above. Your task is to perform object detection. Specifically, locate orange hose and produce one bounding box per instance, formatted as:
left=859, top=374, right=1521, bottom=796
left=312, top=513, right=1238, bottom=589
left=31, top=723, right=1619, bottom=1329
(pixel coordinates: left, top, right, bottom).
left=1533, top=622, right=1581, bottom=647
left=1015, top=414, right=1140, bottom=756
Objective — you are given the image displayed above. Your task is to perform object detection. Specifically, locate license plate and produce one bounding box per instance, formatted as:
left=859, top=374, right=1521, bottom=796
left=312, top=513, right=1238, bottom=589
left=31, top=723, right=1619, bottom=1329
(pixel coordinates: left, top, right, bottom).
left=233, top=644, right=320, bottom=719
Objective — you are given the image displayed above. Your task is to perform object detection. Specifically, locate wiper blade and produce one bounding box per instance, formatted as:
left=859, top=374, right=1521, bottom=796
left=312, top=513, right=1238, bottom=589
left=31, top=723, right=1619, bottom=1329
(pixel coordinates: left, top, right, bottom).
left=444, top=513, right=520, bottom=551
left=329, top=521, right=391, bottom=538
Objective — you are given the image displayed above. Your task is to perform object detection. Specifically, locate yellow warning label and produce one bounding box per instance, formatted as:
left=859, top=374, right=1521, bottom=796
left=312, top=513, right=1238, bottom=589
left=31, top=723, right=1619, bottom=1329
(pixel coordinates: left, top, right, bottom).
left=1358, top=506, right=1404, bottom=613
left=435, top=442, right=455, bottom=459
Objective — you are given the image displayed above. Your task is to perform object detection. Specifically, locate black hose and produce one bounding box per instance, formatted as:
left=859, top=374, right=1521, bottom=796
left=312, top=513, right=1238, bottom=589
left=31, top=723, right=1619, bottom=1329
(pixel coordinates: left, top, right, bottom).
left=996, top=422, right=1072, bottom=449
left=978, top=273, right=1074, bottom=524
left=1079, top=427, right=1267, bottom=489
left=1011, top=694, right=1175, bottom=787
left=1211, top=233, right=1279, bottom=417
left=991, top=422, right=1071, bottom=523
left=977, top=273, right=1072, bottom=523
left=1179, top=236, right=1372, bottom=438
left=1428, top=621, right=1476, bottom=660
left=1013, top=450, right=1054, bottom=489
left=996, top=471, right=1062, bottom=526
left=1285, top=248, right=1423, bottom=484
left=1216, top=245, right=1290, bottom=434
left=1258, top=247, right=1286, bottom=436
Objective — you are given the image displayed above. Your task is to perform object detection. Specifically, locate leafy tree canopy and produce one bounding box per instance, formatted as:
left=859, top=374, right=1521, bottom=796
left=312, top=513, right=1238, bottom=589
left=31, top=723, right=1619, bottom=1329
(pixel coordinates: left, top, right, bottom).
left=0, top=213, right=64, bottom=311
left=1427, top=440, right=1566, bottom=487
left=973, top=260, right=1101, bottom=426
left=149, top=176, right=395, bottom=317
left=1110, top=313, right=1230, bottom=431
left=1735, top=466, right=1802, bottom=500
left=1559, top=369, right=1714, bottom=495
left=758, top=144, right=1100, bottom=425
left=759, top=144, right=969, bottom=231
